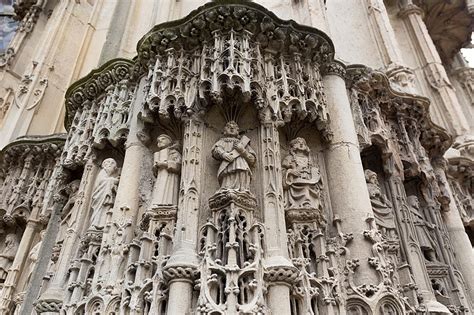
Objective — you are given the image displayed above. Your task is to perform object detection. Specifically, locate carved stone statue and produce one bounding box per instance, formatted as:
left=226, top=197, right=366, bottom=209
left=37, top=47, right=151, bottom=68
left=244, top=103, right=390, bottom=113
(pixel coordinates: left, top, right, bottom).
left=151, top=134, right=182, bottom=206
left=26, top=230, right=45, bottom=282
left=61, top=180, right=81, bottom=220
left=407, top=195, right=438, bottom=262
left=0, top=233, right=19, bottom=282
left=88, top=158, right=120, bottom=229
left=365, top=170, right=396, bottom=238
left=282, top=137, right=322, bottom=209
left=212, top=121, right=256, bottom=191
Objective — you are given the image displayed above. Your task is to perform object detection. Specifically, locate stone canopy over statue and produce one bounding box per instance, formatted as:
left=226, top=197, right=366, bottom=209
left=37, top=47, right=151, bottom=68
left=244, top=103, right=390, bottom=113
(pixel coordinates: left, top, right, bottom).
left=88, top=158, right=120, bottom=230
left=212, top=121, right=256, bottom=192
left=151, top=134, right=182, bottom=207
left=282, top=137, right=322, bottom=210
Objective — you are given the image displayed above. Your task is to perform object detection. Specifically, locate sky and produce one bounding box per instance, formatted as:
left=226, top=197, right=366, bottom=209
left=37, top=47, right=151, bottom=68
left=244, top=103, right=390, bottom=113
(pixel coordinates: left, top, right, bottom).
left=462, top=48, right=474, bottom=66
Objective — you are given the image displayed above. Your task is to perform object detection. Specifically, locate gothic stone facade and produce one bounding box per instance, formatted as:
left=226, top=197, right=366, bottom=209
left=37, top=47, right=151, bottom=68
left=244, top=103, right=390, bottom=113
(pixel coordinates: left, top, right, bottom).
left=0, top=1, right=473, bottom=314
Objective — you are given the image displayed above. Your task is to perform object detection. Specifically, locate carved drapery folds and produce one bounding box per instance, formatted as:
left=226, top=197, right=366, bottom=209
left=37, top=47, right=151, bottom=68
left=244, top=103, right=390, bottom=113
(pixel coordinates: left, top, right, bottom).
left=3, top=1, right=472, bottom=314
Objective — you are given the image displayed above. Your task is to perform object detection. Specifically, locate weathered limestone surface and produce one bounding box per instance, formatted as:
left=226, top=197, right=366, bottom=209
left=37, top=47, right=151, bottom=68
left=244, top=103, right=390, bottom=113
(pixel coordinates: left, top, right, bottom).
left=0, top=0, right=472, bottom=314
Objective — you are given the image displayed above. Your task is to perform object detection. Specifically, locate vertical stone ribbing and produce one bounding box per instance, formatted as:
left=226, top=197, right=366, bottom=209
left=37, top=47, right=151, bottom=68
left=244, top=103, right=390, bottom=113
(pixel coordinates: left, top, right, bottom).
left=164, top=118, right=204, bottom=314
left=398, top=3, right=469, bottom=136
left=259, top=120, right=295, bottom=315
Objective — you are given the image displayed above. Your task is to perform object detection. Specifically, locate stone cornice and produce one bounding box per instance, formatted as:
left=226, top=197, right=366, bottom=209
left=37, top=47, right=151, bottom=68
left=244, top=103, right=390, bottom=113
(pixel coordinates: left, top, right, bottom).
left=64, top=58, right=134, bottom=130
left=134, top=0, right=335, bottom=75
left=0, top=134, right=66, bottom=162
left=346, top=65, right=452, bottom=156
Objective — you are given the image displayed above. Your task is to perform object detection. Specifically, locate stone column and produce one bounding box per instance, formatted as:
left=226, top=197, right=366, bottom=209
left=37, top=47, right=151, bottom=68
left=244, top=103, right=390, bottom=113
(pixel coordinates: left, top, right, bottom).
left=386, top=174, right=446, bottom=311
left=259, top=118, right=295, bottom=315
left=0, top=220, right=41, bottom=312
left=35, top=161, right=99, bottom=313
left=322, top=61, right=379, bottom=286
left=164, top=117, right=204, bottom=314
left=364, top=0, right=416, bottom=92
left=98, top=91, right=148, bottom=292
left=398, top=3, right=469, bottom=136
left=20, top=193, right=67, bottom=315
left=436, top=161, right=474, bottom=302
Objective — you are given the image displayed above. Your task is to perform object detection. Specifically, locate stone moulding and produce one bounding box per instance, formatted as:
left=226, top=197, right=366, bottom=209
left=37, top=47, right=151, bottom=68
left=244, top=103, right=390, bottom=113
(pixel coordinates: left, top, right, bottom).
left=0, top=133, right=66, bottom=161
left=346, top=65, right=452, bottom=157
left=63, top=58, right=134, bottom=130
left=134, top=0, right=335, bottom=74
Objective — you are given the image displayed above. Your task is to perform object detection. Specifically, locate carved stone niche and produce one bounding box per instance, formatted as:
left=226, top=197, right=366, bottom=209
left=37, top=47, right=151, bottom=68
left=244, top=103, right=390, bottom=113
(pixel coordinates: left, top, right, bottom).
left=62, top=59, right=134, bottom=170
left=404, top=178, right=443, bottom=265
left=361, top=145, right=399, bottom=243
left=0, top=135, right=65, bottom=227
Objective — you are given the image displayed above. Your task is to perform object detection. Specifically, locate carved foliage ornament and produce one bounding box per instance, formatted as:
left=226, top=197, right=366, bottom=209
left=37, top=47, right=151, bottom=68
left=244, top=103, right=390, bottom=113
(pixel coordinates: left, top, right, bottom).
left=135, top=1, right=334, bottom=73
left=64, top=59, right=134, bottom=130
left=346, top=66, right=452, bottom=157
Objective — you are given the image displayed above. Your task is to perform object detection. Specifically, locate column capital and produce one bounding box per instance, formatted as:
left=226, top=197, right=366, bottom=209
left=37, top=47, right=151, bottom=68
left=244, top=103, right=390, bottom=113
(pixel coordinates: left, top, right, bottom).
left=322, top=60, right=347, bottom=78
left=163, top=264, right=198, bottom=284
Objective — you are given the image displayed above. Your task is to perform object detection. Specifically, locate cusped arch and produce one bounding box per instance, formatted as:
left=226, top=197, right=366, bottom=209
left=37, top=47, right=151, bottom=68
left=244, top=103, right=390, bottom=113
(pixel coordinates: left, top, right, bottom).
left=346, top=298, right=372, bottom=315
left=376, top=296, right=403, bottom=315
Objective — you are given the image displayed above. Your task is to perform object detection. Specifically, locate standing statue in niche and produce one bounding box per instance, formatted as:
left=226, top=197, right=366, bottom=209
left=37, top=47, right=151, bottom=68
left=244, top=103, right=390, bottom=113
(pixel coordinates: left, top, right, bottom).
left=365, top=170, right=397, bottom=238
left=151, top=134, right=182, bottom=206
left=212, top=121, right=256, bottom=191
left=0, top=233, right=19, bottom=282
left=282, top=137, right=322, bottom=209
left=407, top=195, right=438, bottom=262
left=88, top=158, right=120, bottom=229
left=61, top=180, right=81, bottom=221
left=26, top=230, right=45, bottom=283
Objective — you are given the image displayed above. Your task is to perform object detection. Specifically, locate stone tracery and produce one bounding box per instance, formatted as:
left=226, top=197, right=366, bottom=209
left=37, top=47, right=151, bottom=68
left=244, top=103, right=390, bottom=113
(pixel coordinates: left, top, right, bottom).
left=0, top=1, right=471, bottom=315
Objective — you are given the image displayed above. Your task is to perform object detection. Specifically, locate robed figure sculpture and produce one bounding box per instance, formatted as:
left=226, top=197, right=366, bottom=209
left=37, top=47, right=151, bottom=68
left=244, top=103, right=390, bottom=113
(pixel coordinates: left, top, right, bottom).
left=365, top=169, right=396, bottom=238
left=151, top=134, right=182, bottom=206
left=88, top=158, right=120, bottom=229
left=282, top=137, right=322, bottom=210
left=212, top=121, right=256, bottom=192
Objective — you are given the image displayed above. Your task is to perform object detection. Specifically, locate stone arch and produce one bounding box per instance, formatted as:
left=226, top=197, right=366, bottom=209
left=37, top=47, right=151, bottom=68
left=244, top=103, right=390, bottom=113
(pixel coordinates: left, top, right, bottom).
left=86, top=296, right=105, bottom=315
left=376, top=296, right=403, bottom=315
left=346, top=298, right=372, bottom=315
left=105, top=297, right=121, bottom=315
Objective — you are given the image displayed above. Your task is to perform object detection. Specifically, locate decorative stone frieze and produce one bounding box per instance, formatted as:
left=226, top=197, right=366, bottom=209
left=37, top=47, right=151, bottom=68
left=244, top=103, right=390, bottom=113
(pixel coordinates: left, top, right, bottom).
left=2, top=1, right=474, bottom=314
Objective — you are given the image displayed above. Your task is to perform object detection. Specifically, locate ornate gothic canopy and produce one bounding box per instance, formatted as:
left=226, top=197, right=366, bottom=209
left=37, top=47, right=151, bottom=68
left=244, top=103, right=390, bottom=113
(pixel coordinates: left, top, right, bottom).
left=64, top=0, right=336, bottom=140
